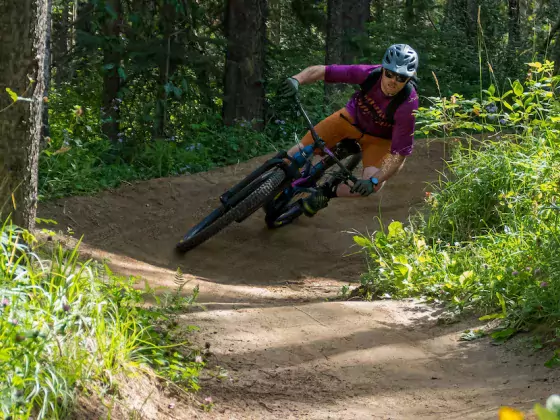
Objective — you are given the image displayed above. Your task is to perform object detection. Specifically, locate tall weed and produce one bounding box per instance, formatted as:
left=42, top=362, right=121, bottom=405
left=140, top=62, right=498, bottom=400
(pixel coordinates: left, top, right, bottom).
left=0, top=220, right=203, bottom=419
left=352, top=61, right=560, bottom=359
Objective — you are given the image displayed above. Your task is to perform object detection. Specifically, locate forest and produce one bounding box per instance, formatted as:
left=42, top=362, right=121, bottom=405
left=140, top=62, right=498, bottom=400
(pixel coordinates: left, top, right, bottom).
left=1, top=0, right=560, bottom=419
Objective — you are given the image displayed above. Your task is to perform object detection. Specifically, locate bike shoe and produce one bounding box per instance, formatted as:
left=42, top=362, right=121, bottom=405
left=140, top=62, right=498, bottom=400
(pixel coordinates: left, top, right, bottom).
left=302, top=190, right=330, bottom=217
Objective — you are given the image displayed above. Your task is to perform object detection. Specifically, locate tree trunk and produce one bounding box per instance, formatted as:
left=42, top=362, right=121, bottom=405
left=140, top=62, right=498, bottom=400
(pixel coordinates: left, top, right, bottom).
left=0, top=0, right=51, bottom=229
left=53, top=0, right=69, bottom=85
left=222, top=0, right=268, bottom=130
left=327, top=0, right=371, bottom=64
left=373, top=0, right=383, bottom=21
left=325, top=0, right=371, bottom=98
left=75, top=0, right=94, bottom=52
left=43, top=0, right=53, bottom=148
left=553, top=34, right=560, bottom=74
left=443, top=0, right=478, bottom=43
left=405, top=0, right=414, bottom=26
left=101, top=0, right=123, bottom=142
left=507, top=0, right=521, bottom=52
left=269, top=0, right=282, bottom=43
left=154, top=1, right=175, bottom=140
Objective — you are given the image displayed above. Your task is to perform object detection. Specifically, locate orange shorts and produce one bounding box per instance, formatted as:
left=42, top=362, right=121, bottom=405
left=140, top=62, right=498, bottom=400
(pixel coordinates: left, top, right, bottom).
left=300, top=107, right=391, bottom=168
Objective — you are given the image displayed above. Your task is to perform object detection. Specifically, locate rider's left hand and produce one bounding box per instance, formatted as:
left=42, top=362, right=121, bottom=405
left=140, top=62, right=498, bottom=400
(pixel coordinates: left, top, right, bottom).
left=279, top=77, right=299, bottom=98
left=350, top=178, right=378, bottom=196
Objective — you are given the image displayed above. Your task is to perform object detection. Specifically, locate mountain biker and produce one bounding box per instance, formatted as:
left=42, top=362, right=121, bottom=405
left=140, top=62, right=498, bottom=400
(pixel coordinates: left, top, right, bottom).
left=278, top=44, right=419, bottom=217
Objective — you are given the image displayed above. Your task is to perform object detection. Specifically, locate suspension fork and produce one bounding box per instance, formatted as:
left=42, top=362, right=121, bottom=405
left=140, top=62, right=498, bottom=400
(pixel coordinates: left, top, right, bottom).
left=294, top=97, right=359, bottom=185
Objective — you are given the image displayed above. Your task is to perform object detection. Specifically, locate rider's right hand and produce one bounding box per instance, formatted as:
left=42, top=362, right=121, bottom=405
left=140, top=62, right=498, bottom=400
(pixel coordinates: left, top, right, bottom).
left=279, top=77, right=299, bottom=98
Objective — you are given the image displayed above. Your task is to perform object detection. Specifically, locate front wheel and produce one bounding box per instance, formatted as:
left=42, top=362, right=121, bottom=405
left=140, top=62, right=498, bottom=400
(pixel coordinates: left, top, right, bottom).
left=176, top=170, right=286, bottom=253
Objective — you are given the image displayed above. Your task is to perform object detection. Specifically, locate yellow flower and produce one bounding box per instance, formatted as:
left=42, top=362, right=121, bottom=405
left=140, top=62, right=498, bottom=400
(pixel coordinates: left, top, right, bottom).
left=499, top=407, right=524, bottom=420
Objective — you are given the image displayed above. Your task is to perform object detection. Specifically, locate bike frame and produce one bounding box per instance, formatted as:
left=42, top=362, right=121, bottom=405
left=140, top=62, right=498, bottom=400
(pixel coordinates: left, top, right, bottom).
left=292, top=97, right=359, bottom=183
left=218, top=97, right=359, bottom=208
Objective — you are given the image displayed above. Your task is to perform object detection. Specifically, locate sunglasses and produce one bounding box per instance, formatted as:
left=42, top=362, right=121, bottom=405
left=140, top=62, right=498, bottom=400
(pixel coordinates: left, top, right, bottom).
left=384, top=69, right=408, bottom=83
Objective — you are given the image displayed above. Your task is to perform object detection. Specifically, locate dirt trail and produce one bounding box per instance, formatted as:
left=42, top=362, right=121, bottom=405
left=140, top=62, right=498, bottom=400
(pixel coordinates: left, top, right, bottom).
left=39, top=141, right=558, bottom=419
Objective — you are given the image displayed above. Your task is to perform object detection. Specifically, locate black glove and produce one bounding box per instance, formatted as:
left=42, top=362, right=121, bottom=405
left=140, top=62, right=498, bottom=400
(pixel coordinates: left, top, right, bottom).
left=278, top=77, right=299, bottom=98
left=350, top=178, right=378, bottom=196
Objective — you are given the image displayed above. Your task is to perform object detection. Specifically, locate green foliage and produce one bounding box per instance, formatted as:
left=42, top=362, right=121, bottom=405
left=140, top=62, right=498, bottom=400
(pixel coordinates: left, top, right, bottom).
left=0, top=220, right=203, bottom=419
left=416, top=61, right=560, bottom=137
left=353, top=63, right=560, bottom=362
left=43, top=0, right=560, bottom=199
left=5, top=88, right=18, bottom=103
left=40, top=75, right=329, bottom=200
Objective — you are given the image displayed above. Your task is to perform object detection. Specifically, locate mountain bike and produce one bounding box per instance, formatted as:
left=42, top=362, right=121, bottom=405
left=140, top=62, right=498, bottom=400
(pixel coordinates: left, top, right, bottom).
left=175, top=97, right=362, bottom=253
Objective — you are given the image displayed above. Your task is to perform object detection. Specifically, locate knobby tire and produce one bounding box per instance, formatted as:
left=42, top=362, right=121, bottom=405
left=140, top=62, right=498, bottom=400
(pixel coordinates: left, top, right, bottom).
left=176, top=170, right=285, bottom=253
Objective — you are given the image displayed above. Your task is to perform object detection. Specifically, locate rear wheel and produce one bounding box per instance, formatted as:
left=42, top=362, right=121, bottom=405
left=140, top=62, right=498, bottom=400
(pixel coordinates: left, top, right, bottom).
left=265, top=146, right=362, bottom=229
left=176, top=170, right=285, bottom=253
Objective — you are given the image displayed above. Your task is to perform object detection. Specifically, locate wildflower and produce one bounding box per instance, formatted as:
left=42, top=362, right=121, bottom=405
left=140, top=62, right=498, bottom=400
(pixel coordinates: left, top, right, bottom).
left=546, top=394, right=560, bottom=415
left=512, top=271, right=519, bottom=276
left=63, top=303, right=71, bottom=312
left=425, top=191, right=432, bottom=197
left=454, top=242, right=460, bottom=247
left=486, top=104, right=498, bottom=113
left=499, top=118, right=507, bottom=125
left=195, top=355, right=203, bottom=363
left=498, top=406, right=524, bottom=420
left=540, top=281, right=548, bottom=288
left=1, top=298, right=9, bottom=307
left=11, top=319, right=18, bottom=325
left=204, top=397, right=213, bottom=404
left=525, top=267, right=531, bottom=272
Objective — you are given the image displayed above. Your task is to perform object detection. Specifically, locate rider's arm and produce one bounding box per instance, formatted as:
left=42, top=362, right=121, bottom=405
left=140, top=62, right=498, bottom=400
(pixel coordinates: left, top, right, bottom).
left=372, top=153, right=407, bottom=183
left=292, top=66, right=326, bottom=84
left=292, top=64, right=379, bottom=85
left=373, top=89, right=419, bottom=183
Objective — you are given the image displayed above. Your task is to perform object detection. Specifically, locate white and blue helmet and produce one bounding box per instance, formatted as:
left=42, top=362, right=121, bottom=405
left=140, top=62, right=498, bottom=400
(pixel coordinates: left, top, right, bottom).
left=382, top=44, right=418, bottom=78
